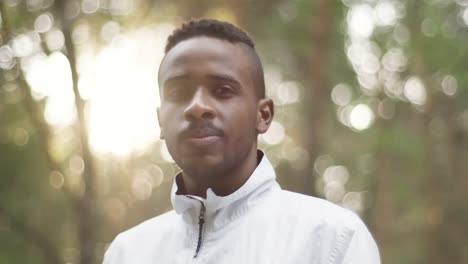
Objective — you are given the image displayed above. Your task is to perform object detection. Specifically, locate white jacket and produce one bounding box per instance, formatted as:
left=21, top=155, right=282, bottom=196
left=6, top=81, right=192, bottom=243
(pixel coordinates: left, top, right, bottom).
left=104, top=153, right=380, bottom=264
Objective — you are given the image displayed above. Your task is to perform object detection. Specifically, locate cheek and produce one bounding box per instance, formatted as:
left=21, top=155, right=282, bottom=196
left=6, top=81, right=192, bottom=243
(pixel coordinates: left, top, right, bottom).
left=160, top=105, right=182, bottom=129
left=224, top=108, right=258, bottom=138
left=159, top=108, right=181, bottom=145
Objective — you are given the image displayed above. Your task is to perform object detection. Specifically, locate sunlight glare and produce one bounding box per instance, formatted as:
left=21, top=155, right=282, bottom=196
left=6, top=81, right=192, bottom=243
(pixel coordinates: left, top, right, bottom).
left=160, top=142, right=174, bottom=163
left=23, top=51, right=76, bottom=126
left=86, top=24, right=174, bottom=156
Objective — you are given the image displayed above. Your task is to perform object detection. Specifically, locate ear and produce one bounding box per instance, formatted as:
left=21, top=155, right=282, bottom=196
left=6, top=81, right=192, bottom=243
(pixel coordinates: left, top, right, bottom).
left=256, top=98, right=274, bottom=134
left=157, top=107, right=165, bottom=140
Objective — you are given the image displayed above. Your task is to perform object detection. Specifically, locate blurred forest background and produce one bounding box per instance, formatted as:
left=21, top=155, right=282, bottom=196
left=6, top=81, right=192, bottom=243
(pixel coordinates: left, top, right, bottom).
left=1, top=0, right=468, bottom=263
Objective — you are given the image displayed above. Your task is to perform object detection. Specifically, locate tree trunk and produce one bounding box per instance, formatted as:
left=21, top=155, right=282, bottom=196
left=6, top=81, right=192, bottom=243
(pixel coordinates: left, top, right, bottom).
left=301, top=0, right=332, bottom=196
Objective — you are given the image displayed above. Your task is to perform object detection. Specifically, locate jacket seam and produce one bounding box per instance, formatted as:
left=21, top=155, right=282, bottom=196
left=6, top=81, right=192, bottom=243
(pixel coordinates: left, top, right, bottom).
left=327, top=226, right=355, bottom=264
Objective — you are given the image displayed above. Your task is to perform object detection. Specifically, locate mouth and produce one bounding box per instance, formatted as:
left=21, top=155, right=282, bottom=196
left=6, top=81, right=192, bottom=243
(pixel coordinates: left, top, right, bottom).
left=181, top=127, right=223, bottom=147
left=185, top=135, right=221, bottom=146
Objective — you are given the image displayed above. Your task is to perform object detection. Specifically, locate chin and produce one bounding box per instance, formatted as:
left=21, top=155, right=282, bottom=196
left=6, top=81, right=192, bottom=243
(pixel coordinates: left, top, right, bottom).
left=178, top=154, right=224, bottom=175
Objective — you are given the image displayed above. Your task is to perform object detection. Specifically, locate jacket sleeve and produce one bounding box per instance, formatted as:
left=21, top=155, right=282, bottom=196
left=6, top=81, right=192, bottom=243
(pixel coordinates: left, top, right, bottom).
left=340, top=216, right=381, bottom=264
left=327, top=211, right=381, bottom=264
left=102, top=235, right=122, bottom=264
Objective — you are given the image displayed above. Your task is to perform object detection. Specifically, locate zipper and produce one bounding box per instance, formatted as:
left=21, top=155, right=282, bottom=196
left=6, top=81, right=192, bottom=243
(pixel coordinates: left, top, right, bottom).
left=193, top=201, right=206, bottom=258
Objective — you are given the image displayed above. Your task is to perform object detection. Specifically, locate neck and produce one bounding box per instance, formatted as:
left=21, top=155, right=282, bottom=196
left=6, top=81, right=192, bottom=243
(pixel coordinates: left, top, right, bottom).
left=180, top=147, right=260, bottom=198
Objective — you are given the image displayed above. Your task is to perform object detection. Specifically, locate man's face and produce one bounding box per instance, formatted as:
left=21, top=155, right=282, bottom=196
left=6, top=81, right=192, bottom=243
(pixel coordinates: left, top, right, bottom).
left=158, top=37, right=264, bottom=177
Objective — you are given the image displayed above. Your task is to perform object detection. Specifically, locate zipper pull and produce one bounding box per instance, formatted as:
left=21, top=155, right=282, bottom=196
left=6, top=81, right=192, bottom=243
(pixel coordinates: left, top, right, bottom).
left=198, top=204, right=205, bottom=225
left=194, top=202, right=206, bottom=258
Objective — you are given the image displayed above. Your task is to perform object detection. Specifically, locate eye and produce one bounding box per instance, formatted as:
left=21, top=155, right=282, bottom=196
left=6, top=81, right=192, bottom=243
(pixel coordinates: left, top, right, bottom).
left=165, top=85, right=189, bottom=101
left=212, top=85, right=235, bottom=98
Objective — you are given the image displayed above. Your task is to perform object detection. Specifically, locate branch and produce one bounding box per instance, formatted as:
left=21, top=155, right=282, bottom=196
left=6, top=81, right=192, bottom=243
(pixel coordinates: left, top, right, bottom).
left=0, top=0, right=77, bottom=202
left=0, top=3, right=74, bottom=263
left=55, top=0, right=98, bottom=198
left=54, top=2, right=100, bottom=264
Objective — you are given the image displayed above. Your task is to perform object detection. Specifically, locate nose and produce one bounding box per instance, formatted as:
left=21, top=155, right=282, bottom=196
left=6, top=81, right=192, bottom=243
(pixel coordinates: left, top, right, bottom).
left=184, top=88, right=215, bottom=120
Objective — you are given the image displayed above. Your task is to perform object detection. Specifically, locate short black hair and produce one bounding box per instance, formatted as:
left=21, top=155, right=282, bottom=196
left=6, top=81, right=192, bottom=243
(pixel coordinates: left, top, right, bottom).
left=162, top=18, right=265, bottom=98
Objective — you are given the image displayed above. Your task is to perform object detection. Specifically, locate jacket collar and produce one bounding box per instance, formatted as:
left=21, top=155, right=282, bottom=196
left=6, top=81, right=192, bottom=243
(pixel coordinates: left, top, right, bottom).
left=170, top=151, right=279, bottom=225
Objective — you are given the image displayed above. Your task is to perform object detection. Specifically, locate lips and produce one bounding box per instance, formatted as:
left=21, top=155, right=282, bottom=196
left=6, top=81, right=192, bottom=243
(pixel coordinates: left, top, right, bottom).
left=185, top=135, right=220, bottom=146
left=186, top=128, right=221, bottom=138
left=179, top=125, right=224, bottom=147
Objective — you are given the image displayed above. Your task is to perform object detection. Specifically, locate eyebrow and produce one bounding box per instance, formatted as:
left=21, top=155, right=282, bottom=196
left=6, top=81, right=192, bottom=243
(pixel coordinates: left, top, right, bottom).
left=164, top=73, right=241, bottom=87
left=207, top=74, right=241, bottom=86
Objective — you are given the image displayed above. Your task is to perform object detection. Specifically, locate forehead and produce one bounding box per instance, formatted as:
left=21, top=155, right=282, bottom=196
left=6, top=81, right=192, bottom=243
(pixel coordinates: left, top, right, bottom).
left=159, top=37, right=253, bottom=84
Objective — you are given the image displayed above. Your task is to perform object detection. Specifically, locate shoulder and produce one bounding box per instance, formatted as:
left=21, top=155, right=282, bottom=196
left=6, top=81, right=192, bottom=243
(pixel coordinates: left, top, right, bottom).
left=272, top=190, right=365, bottom=229
left=112, top=210, right=179, bottom=247
left=103, top=210, right=179, bottom=263
left=270, top=190, right=380, bottom=262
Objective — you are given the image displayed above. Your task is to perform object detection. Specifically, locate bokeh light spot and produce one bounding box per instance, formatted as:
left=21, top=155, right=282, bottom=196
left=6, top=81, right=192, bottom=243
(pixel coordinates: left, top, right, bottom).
left=261, top=121, right=285, bottom=145
left=0, top=45, right=15, bottom=70
left=323, top=165, right=349, bottom=185
left=34, top=13, right=54, bottom=33
left=282, top=145, right=309, bottom=170
left=147, top=165, right=164, bottom=187
left=404, top=77, right=427, bottom=105
left=72, top=23, right=90, bottom=45
left=49, top=171, right=65, bottom=189
left=46, top=29, right=65, bottom=51
left=276, top=81, right=300, bottom=105
left=382, top=48, right=407, bottom=72
left=81, top=0, right=99, bottom=14
left=13, top=127, right=29, bottom=146
left=105, top=198, right=126, bottom=222
left=342, top=192, right=364, bottom=213
left=12, top=34, right=34, bottom=57
left=350, top=104, right=374, bottom=130
left=331, top=83, right=352, bottom=106
left=462, top=7, right=468, bottom=26
left=69, top=155, right=85, bottom=175
left=421, top=18, right=437, bottom=37
left=375, top=1, right=398, bottom=26
left=377, top=98, right=396, bottom=120
left=132, top=172, right=153, bottom=201
left=347, top=4, right=375, bottom=39
left=324, top=181, right=346, bottom=203
left=441, top=75, right=457, bottom=96
left=314, top=155, right=334, bottom=176
left=101, top=21, right=120, bottom=42
left=393, top=24, right=410, bottom=45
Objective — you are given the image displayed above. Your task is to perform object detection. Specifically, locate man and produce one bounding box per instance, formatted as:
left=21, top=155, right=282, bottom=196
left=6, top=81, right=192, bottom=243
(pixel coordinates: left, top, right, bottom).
left=103, top=19, right=380, bottom=263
